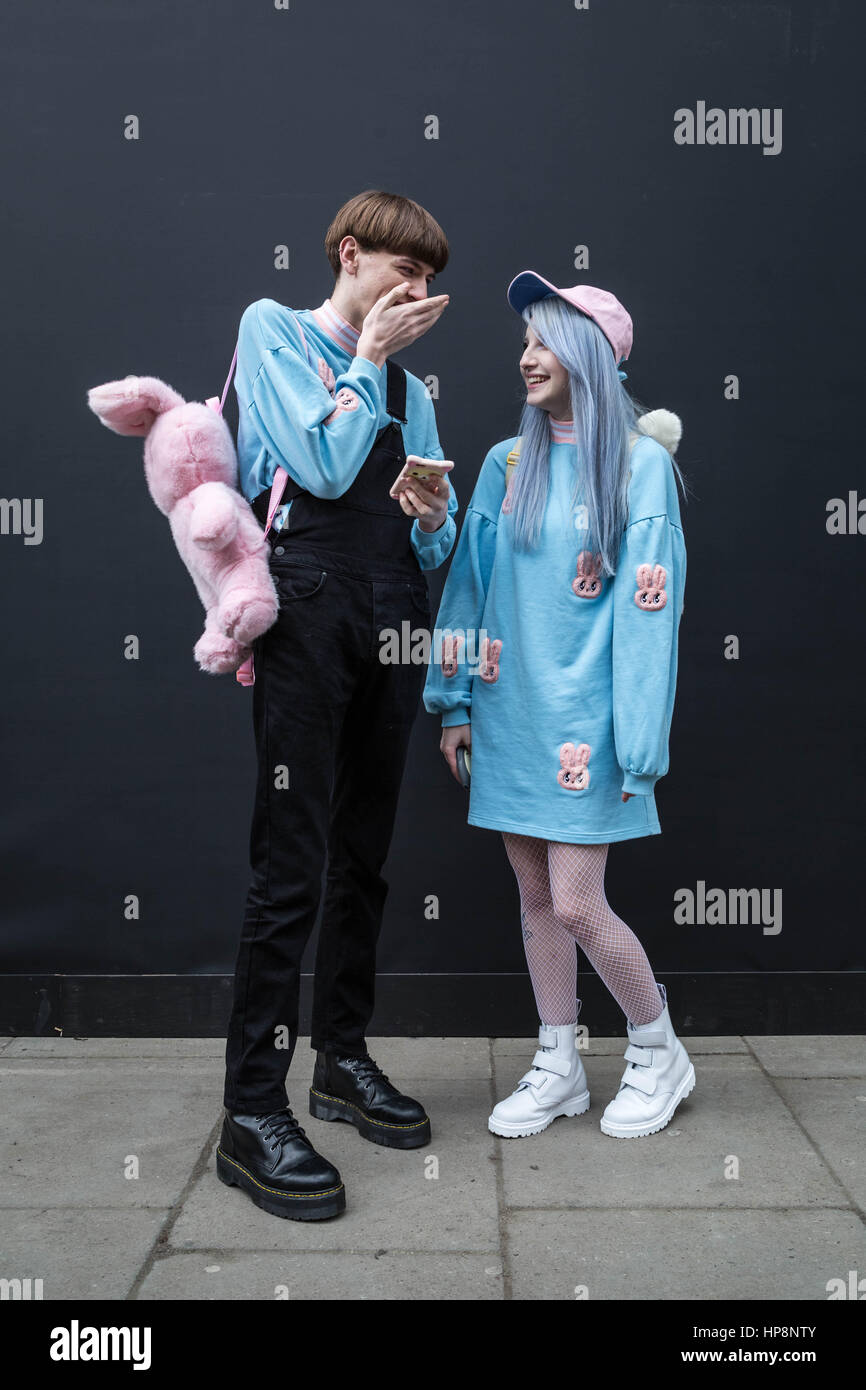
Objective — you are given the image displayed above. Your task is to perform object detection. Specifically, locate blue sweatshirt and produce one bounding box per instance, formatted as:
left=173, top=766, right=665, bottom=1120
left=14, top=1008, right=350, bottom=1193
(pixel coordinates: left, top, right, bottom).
left=422, top=423, right=686, bottom=843
left=233, top=296, right=457, bottom=570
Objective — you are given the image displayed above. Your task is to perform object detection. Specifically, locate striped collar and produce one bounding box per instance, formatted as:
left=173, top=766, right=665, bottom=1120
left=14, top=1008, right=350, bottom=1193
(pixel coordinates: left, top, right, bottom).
left=550, top=415, right=575, bottom=444
left=310, top=298, right=361, bottom=355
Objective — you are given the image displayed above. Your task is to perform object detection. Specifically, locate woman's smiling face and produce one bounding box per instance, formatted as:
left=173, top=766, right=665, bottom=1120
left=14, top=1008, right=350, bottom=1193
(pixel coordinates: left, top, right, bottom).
left=519, top=320, right=571, bottom=418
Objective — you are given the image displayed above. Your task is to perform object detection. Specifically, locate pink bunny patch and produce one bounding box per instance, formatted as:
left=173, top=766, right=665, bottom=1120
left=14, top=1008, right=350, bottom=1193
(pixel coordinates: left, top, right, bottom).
left=317, top=357, right=336, bottom=394
left=323, top=387, right=360, bottom=426
left=572, top=550, right=603, bottom=599
left=441, top=633, right=464, bottom=678
left=634, top=563, right=668, bottom=610
left=478, top=637, right=502, bottom=683
left=557, top=742, right=591, bottom=790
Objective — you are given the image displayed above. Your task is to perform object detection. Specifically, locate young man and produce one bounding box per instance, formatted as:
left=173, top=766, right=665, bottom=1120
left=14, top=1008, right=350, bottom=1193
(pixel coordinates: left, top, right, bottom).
left=218, top=191, right=456, bottom=1221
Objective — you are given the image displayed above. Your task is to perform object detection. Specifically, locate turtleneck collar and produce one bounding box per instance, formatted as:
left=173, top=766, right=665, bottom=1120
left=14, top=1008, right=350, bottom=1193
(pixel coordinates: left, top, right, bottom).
left=310, top=298, right=361, bottom=355
left=550, top=415, right=575, bottom=444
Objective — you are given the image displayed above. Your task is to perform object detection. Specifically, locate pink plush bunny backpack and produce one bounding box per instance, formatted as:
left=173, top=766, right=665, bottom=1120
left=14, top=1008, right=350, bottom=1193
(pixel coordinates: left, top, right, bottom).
left=87, top=348, right=279, bottom=680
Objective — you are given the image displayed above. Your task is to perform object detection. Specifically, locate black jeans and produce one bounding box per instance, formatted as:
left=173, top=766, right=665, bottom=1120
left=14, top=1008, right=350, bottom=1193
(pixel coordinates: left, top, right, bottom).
left=223, top=546, right=430, bottom=1115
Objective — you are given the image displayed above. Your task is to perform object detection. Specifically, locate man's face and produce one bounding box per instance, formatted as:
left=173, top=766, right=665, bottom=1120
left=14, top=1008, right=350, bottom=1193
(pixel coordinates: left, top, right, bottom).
left=345, top=240, right=437, bottom=315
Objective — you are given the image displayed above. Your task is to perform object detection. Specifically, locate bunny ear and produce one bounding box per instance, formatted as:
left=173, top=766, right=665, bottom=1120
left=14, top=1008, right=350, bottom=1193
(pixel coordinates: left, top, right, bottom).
left=576, top=550, right=589, bottom=575
left=653, top=564, right=667, bottom=589
left=489, top=639, right=503, bottom=657
left=87, top=375, right=187, bottom=438
left=574, top=743, right=591, bottom=766
left=592, top=552, right=603, bottom=575
left=635, top=563, right=653, bottom=588
left=559, top=742, right=576, bottom=767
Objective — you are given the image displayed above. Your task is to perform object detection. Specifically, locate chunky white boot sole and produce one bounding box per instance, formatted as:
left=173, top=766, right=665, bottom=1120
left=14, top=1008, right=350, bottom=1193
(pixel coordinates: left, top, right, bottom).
left=488, top=1087, right=591, bottom=1138
left=599, top=1062, right=695, bottom=1138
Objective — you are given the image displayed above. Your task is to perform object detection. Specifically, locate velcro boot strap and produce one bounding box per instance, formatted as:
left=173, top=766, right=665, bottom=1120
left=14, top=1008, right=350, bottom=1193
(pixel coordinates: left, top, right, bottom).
left=529, top=1048, right=571, bottom=1077
left=621, top=1062, right=658, bottom=1096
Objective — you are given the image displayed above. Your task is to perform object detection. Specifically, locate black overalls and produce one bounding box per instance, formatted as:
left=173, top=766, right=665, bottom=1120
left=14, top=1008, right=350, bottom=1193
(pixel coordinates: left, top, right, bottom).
left=224, top=360, right=432, bottom=1115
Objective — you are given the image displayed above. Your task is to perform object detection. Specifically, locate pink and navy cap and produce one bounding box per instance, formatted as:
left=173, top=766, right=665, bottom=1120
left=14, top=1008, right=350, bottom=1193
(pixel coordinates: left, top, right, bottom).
left=506, top=271, right=634, bottom=368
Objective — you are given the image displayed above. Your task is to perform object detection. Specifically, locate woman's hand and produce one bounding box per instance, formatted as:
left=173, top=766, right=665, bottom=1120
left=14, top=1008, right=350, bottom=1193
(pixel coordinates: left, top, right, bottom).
left=440, top=723, right=470, bottom=784
left=398, top=471, right=451, bottom=533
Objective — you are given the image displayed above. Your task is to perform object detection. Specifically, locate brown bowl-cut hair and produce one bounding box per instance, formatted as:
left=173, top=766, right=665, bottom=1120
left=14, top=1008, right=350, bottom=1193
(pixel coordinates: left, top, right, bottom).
left=324, top=190, right=450, bottom=278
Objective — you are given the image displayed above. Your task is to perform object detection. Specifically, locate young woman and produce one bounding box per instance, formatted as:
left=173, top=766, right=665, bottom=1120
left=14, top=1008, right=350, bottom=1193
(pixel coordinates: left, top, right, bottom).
left=423, top=272, right=694, bottom=1139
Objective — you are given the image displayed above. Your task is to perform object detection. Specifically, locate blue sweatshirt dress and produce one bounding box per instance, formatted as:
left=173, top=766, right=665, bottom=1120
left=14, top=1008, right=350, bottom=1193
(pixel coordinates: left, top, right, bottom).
left=422, top=419, right=686, bottom=843
left=233, top=296, right=458, bottom=571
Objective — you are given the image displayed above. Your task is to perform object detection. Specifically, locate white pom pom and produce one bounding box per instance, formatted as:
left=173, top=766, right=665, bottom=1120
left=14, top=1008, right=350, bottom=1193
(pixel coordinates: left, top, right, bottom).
left=636, top=408, right=683, bottom=456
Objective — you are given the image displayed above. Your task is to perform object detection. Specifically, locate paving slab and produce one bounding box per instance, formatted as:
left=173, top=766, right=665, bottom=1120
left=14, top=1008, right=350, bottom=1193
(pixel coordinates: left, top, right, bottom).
left=0, top=1207, right=169, bottom=1301
left=172, top=1077, right=500, bottom=1253
left=774, top=1078, right=866, bottom=1210
left=0, top=1059, right=220, bottom=1208
left=506, top=1208, right=866, bottom=1300
left=493, top=1055, right=846, bottom=1210
left=3, top=1038, right=228, bottom=1058
left=340, top=1037, right=492, bottom=1081
left=1, top=1036, right=492, bottom=1079
left=137, top=1249, right=504, bottom=1300
left=745, top=1036, right=866, bottom=1077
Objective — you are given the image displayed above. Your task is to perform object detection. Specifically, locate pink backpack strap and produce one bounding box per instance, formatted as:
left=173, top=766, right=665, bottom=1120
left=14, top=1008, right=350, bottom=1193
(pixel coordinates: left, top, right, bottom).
left=234, top=466, right=287, bottom=687
left=218, top=344, right=238, bottom=413
left=204, top=344, right=239, bottom=414
left=234, top=656, right=256, bottom=688
left=223, top=312, right=314, bottom=687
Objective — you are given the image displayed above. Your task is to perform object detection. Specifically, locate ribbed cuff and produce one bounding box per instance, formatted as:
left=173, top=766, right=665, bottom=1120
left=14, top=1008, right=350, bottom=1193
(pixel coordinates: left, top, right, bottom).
left=412, top=515, right=448, bottom=544
left=621, top=770, right=658, bottom=795
left=440, top=706, right=471, bottom=728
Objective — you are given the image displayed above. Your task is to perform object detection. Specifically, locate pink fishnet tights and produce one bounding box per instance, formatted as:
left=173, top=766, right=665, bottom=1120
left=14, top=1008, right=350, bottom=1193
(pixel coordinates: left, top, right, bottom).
left=502, top=832, right=664, bottom=1028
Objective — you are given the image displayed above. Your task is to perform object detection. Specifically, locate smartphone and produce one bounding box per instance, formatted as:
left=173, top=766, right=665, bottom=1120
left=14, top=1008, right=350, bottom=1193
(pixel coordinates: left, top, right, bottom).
left=456, top=745, right=471, bottom=789
left=390, top=456, right=454, bottom=498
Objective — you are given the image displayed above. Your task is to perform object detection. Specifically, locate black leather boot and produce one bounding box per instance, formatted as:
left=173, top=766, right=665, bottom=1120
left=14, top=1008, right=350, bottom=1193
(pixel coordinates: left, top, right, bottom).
left=217, top=1107, right=346, bottom=1220
left=309, top=1051, right=431, bottom=1149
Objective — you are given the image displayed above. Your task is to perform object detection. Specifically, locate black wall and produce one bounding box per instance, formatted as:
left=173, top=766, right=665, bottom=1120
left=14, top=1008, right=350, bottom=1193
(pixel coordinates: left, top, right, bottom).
left=1, top=0, right=863, bottom=1035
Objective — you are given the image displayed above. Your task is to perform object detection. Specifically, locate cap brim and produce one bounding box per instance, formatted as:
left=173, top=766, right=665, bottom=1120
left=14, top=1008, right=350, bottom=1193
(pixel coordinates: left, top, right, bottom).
left=506, top=271, right=560, bottom=315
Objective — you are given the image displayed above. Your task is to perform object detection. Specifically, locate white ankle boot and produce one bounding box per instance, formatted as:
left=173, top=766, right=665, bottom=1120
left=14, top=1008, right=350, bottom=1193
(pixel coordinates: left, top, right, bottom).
left=599, top=983, right=695, bottom=1138
left=489, top=1008, right=591, bottom=1138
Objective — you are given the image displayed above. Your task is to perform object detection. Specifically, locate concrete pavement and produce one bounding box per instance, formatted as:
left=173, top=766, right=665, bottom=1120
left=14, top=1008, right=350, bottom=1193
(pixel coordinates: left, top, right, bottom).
left=1, top=1033, right=864, bottom=1301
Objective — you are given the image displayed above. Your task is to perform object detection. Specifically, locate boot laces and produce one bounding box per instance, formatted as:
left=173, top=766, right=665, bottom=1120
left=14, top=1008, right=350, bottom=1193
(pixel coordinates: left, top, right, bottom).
left=346, top=1055, right=390, bottom=1087
left=255, top=1107, right=306, bottom=1148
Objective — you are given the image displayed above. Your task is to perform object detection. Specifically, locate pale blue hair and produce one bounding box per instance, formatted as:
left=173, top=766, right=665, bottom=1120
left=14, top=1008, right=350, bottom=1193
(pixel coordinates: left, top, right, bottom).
left=509, top=295, right=686, bottom=574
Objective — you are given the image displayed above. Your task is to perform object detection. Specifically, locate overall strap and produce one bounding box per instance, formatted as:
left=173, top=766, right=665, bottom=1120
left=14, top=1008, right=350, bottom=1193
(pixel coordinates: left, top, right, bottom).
left=385, top=359, right=407, bottom=424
